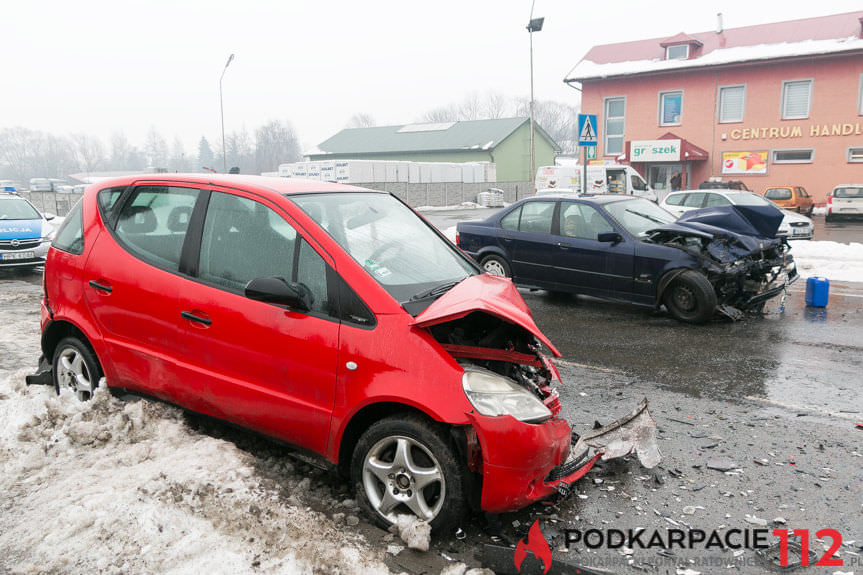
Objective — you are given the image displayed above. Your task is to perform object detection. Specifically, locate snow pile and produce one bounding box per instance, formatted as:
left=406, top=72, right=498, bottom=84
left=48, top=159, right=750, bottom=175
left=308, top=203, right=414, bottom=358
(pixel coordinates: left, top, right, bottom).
left=0, top=371, right=389, bottom=575
left=789, top=241, right=863, bottom=283
left=416, top=202, right=483, bottom=212
left=394, top=514, right=431, bottom=552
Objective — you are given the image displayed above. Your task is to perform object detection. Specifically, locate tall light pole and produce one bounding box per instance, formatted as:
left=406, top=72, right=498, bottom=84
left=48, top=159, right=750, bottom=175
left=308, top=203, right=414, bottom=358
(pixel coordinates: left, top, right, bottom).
left=526, top=5, right=544, bottom=183
left=219, top=53, right=235, bottom=173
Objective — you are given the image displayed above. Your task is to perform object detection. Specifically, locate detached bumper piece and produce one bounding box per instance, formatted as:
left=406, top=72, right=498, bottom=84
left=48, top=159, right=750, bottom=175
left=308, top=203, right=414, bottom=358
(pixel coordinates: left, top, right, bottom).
left=25, top=355, right=54, bottom=388
left=547, top=398, right=660, bottom=495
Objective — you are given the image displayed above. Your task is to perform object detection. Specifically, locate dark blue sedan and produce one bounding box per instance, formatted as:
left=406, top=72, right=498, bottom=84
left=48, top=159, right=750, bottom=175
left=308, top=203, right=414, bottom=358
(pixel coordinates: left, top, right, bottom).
left=455, top=195, right=797, bottom=323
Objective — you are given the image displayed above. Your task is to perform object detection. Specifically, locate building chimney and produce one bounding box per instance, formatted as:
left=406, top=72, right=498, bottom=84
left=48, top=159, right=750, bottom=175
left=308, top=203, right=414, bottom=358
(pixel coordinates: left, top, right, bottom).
left=716, top=12, right=724, bottom=34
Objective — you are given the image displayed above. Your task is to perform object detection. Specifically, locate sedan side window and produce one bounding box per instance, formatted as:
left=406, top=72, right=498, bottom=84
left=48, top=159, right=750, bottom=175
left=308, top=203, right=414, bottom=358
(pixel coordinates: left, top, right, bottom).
left=664, top=193, right=685, bottom=206
left=560, top=203, right=615, bottom=241
left=114, top=186, right=199, bottom=272
left=682, top=192, right=706, bottom=208
left=518, top=201, right=555, bottom=234
left=500, top=207, right=521, bottom=230
left=705, top=193, right=731, bottom=207
left=198, top=192, right=332, bottom=315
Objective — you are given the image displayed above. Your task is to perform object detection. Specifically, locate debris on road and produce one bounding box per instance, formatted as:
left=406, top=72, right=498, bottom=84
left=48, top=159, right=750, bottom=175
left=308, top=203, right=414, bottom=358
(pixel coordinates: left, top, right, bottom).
left=706, top=457, right=738, bottom=472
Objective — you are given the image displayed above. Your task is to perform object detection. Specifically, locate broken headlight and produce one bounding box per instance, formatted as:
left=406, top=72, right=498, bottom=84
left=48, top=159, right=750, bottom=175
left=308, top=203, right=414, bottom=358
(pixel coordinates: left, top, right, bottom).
left=462, top=367, right=551, bottom=423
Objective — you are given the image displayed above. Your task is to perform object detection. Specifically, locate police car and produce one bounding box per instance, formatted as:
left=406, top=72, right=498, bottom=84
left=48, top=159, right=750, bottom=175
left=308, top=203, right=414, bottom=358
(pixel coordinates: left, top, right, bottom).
left=0, top=193, right=57, bottom=268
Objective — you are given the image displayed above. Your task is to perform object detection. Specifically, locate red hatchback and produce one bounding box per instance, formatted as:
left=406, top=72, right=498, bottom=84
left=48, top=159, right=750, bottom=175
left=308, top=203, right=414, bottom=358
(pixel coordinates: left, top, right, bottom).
left=32, top=175, right=658, bottom=531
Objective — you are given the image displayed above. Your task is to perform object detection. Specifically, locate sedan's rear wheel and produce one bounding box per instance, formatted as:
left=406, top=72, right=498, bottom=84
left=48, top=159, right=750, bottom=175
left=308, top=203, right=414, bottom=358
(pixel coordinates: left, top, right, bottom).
left=663, top=270, right=717, bottom=324
left=480, top=254, right=510, bottom=278
left=52, top=336, right=103, bottom=401
left=351, top=416, right=466, bottom=533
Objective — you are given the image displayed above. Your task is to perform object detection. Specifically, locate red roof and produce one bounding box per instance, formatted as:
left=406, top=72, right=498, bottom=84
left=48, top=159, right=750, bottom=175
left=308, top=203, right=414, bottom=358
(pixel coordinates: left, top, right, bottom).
left=660, top=32, right=703, bottom=48
left=581, top=10, right=863, bottom=65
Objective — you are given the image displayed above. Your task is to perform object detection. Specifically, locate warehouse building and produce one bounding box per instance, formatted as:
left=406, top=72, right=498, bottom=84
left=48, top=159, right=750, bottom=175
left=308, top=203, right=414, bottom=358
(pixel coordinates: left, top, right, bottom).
left=565, top=11, right=863, bottom=202
left=306, top=117, right=559, bottom=182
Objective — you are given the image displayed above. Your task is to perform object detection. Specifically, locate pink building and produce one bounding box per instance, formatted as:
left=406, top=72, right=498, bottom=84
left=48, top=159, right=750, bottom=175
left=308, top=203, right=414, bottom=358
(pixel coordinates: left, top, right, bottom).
left=565, top=11, right=863, bottom=203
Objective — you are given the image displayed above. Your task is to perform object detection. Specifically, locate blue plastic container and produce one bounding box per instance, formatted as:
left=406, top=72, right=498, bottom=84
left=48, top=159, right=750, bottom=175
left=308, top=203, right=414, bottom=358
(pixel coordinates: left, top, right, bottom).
left=805, top=277, right=829, bottom=307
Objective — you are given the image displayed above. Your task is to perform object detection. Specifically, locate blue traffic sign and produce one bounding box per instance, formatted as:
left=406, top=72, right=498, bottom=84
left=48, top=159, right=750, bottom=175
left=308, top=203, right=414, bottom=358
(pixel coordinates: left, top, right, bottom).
left=578, top=114, right=598, bottom=146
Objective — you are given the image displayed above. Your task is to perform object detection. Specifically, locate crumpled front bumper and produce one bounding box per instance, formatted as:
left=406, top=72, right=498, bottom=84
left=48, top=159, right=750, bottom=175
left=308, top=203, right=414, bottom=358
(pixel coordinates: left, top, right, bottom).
left=468, top=398, right=660, bottom=513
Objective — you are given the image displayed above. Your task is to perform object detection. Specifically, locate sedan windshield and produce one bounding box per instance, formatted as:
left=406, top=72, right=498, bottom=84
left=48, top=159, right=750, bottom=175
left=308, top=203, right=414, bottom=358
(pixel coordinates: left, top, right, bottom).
left=604, top=198, right=676, bottom=237
left=722, top=191, right=772, bottom=206
left=0, top=198, right=40, bottom=220
left=291, top=193, right=476, bottom=304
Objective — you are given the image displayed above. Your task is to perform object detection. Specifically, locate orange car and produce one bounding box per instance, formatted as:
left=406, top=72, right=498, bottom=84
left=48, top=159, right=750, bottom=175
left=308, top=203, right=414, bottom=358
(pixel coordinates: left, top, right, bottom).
left=762, top=186, right=814, bottom=215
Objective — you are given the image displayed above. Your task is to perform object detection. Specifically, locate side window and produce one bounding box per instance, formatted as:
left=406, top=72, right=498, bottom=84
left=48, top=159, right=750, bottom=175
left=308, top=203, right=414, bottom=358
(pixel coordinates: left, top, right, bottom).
left=500, top=206, right=521, bottom=230
left=664, top=194, right=684, bottom=206
left=631, top=175, right=647, bottom=191
left=518, top=201, right=555, bottom=234
left=682, top=192, right=706, bottom=208
left=114, top=186, right=199, bottom=271
left=52, top=200, right=84, bottom=255
left=798, top=187, right=809, bottom=198
left=198, top=191, right=333, bottom=316
left=705, top=193, right=731, bottom=207
left=98, top=187, right=125, bottom=219
left=560, top=203, right=614, bottom=241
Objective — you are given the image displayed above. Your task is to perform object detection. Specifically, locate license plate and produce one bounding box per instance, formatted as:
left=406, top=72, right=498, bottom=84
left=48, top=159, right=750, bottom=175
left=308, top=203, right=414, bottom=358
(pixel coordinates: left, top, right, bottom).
left=792, top=228, right=806, bottom=235
left=0, top=251, right=35, bottom=260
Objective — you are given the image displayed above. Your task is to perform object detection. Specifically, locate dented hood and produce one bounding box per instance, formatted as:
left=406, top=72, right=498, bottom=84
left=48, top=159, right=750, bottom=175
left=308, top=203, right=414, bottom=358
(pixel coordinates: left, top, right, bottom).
left=676, top=204, right=784, bottom=239
left=412, top=274, right=561, bottom=357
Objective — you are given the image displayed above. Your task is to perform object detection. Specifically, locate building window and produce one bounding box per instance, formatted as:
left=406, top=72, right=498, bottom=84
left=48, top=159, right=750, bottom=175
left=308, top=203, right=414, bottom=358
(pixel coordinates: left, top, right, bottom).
left=718, top=85, right=745, bottom=123
left=772, top=149, right=814, bottom=164
left=859, top=74, right=863, bottom=115
left=848, top=147, right=863, bottom=163
left=665, top=45, right=689, bottom=60
left=781, top=80, right=812, bottom=119
left=604, top=97, right=625, bottom=156
left=659, top=91, right=683, bottom=126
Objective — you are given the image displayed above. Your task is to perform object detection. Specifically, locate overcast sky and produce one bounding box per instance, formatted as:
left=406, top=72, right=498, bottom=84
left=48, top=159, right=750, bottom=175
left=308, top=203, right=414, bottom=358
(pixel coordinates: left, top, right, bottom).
left=2, top=1, right=860, bottom=156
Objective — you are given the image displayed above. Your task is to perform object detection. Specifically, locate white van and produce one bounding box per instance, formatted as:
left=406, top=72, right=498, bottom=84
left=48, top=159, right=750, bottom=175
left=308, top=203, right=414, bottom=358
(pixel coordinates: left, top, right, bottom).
left=535, top=165, right=656, bottom=201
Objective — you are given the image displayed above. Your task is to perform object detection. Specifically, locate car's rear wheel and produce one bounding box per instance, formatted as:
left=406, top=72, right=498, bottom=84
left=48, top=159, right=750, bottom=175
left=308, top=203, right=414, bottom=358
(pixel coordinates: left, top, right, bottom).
left=351, top=415, right=467, bottom=533
left=663, top=271, right=717, bottom=324
left=480, top=254, right=510, bottom=277
left=52, top=336, right=103, bottom=401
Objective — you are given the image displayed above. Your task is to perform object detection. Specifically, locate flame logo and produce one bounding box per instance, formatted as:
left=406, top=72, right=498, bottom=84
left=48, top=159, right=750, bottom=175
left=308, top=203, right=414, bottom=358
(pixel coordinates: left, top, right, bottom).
left=514, top=519, right=552, bottom=574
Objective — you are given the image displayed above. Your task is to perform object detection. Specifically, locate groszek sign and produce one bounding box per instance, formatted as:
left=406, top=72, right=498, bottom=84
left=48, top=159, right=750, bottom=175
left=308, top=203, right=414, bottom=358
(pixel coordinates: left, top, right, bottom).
left=631, top=139, right=681, bottom=162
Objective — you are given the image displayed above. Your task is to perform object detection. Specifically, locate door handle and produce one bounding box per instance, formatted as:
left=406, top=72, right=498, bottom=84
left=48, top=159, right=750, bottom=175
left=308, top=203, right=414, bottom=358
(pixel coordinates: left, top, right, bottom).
left=88, top=280, right=112, bottom=293
left=557, top=242, right=571, bottom=249
left=181, top=311, right=212, bottom=326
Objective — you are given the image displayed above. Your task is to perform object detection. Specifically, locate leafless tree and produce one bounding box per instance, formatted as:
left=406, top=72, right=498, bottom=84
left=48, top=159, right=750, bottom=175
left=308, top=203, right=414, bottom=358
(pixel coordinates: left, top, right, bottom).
left=345, top=113, right=376, bottom=129
left=254, top=120, right=301, bottom=173
left=70, top=133, right=106, bottom=174
left=168, top=137, right=191, bottom=172
left=144, top=127, right=169, bottom=168
left=516, top=98, right=579, bottom=155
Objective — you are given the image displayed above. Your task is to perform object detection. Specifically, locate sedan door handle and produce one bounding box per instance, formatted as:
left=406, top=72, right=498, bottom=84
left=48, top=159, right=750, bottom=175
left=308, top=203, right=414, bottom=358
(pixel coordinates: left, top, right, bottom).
left=181, top=311, right=212, bottom=326
left=557, top=242, right=571, bottom=249
left=88, top=280, right=112, bottom=293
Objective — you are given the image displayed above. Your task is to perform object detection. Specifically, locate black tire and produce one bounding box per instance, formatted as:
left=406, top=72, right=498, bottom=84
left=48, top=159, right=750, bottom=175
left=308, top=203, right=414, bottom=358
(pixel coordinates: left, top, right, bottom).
left=479, top=254, right=511, bottom=278
left=806, top=206, right=813, bottom=217
left=825, top=214, right=833, bottom=223
left=52, top=336, right=103, bottom=401
left=351, top=415, right=467, bottom=533
left=663, top=270, right=717, bottom=324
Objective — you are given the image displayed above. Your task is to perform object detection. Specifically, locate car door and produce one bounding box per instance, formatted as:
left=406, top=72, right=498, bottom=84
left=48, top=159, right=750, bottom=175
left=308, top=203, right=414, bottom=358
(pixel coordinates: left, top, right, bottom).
left=506, top=200, right=558, bottom=285
left=174, top=189, right=339, bottom=454
left=553, top=201, right=632, bottom=296
left=83, top=184, right=201, bottom=395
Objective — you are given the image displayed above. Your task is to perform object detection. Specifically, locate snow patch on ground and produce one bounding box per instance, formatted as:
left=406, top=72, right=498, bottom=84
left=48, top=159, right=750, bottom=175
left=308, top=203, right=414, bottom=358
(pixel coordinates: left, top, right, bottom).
left=0, top=371, right=390, bottom=575
left=395, top=514, right=431, bottom=552
left=443, top=226, right=457, bottom=243
left=812, top=206, right=827, bottom=216
left=789, top=241, right=863, bottom=283
left=416, top=202, right=482, bottom=212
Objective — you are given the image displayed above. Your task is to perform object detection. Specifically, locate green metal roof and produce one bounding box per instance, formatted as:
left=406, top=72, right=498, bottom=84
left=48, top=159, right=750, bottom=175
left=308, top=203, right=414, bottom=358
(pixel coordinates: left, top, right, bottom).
left=314, top=117, right=559, bottom=155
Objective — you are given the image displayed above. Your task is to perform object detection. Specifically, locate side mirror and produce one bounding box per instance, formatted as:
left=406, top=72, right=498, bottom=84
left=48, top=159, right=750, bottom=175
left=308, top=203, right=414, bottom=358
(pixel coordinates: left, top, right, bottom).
left=597, top=231, right=623, bottom=244
left=245, top=277, right=311, bottom=311
left=45, top=213, right=57, bottom=221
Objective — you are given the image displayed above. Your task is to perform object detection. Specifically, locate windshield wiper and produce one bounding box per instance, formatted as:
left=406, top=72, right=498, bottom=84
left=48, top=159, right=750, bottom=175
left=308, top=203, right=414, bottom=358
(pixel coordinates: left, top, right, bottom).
left=625, top=209, right=669, bottom=225
left=409, top=279, right=463, bottom=302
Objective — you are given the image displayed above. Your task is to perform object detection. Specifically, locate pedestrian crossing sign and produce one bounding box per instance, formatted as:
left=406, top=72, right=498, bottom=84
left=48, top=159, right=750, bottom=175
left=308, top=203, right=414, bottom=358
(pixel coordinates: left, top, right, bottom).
left=578, top=114, right=598, bottom=146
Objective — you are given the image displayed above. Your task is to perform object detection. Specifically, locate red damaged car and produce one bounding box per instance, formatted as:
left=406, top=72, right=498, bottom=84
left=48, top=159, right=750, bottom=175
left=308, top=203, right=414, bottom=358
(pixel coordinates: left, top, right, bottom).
left=30, top=175, right=659, bottom=531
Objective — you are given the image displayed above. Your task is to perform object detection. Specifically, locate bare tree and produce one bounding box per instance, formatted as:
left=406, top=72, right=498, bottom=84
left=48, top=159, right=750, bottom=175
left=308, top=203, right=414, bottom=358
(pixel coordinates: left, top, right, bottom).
left=109, top=132, right=132, bottom=170
left=254, top=120, right=301, bottom=173
left=421, top=104, right=460, bottom=123
left=345, top=113, right=376, bottom=129
left=70, top=133, right=106, bottom=174
left=516, top=99, right=579, bottom=155
left=144, top=127, right=169, bottom=168
left=168, top=137, right=190, bottom=172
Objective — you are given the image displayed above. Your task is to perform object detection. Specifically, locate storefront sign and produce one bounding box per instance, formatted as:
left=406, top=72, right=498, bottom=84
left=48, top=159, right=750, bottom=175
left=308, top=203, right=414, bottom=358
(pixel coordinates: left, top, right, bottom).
left=631, top=139, right=681, bottom=162
left=729, top=122, right=863, bottom=141
left=722, top=151, right=768, bottom=175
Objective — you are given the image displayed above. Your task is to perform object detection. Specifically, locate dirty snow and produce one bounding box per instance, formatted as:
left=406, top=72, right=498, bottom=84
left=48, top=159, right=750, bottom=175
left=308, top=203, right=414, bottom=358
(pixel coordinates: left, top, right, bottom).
left=0, top=367, right=391, bottom=575
left=394, top=514, right=432, bottom=552
left=416, top=202, right=483, bottom=212
left=790, top=241, right=863, bottom=283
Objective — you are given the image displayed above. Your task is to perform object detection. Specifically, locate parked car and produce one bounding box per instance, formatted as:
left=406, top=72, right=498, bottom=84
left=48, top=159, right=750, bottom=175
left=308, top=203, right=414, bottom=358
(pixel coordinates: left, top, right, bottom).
left=762, top=186, right=814, bottom=215
left=661, top=190, right=814, bottom=239
left=0, top=192, right=56, bottom=268
left=456, top=195, right=798, bottom=323
left=28, top=174, right=659, bottom=532
left=535, top=187, right=579, bottom=197
left=826, top=185, right=863, bottom=221
left=698, top=179, right=748, bottom=191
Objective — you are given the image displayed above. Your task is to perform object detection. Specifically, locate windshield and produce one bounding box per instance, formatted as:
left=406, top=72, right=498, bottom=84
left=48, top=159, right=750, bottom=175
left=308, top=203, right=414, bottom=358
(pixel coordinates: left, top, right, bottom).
left=291, top=193, right=476, bottom=304
left=722, top=191, right=771, bottom=206
left=0, top=198, right=41, bottom=220
left=604, top=198, right=677, bottom=237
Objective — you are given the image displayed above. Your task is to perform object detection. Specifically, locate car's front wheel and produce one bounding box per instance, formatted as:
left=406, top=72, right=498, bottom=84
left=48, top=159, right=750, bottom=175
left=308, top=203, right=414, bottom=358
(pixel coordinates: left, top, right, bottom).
left=480, top=254, right=511, bottom=277
left=351, top=415, right=467, bottom=533
left=663, top=270, right=717, bottom=324
left=52, top=336, right=103, bottom=401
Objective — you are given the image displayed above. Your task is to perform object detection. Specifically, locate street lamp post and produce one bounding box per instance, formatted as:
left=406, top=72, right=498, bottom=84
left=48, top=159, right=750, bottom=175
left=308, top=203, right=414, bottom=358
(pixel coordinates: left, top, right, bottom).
left=526, top=6, right=544, bottom=184
left=219, top=53, right=235, bottom=173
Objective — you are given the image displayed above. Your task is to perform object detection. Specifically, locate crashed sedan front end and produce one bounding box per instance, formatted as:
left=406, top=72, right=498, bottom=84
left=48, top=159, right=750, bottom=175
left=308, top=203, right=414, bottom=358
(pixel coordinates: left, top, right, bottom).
left=647, top=205, right=799, bottom=317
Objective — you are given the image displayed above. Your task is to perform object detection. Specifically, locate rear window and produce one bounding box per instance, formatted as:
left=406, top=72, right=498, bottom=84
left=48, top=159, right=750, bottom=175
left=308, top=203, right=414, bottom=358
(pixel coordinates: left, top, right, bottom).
left=765, top=188, right=792, bottom=200
left=664, top=194, right=685, bottom=206
left=834, top=187, right=863, bottom=198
